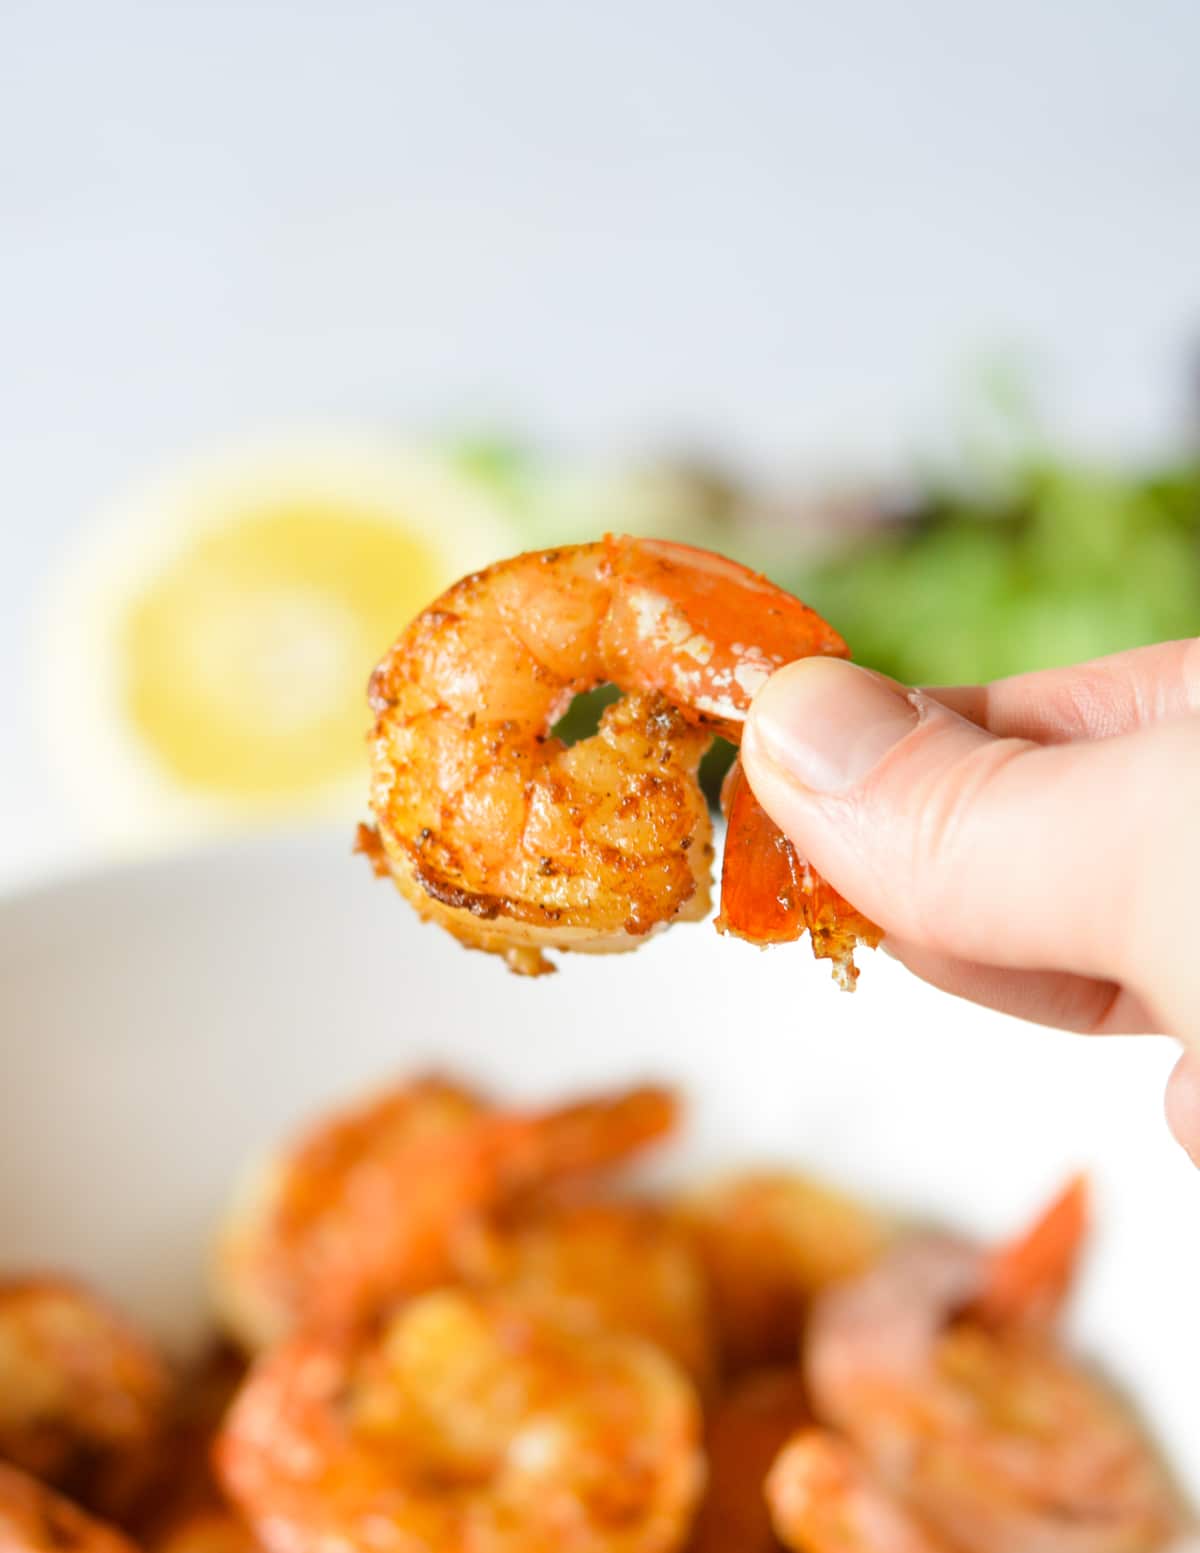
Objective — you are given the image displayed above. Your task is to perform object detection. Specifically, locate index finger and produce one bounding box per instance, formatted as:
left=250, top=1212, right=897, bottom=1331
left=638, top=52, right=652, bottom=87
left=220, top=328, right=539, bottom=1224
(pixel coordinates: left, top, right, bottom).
left=925, top=638, right=1200, bottom=745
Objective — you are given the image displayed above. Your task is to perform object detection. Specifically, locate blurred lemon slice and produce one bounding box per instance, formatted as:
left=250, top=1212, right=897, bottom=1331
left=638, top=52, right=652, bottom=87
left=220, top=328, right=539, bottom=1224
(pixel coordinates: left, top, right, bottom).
left=42, top=441, right=519, bottom=850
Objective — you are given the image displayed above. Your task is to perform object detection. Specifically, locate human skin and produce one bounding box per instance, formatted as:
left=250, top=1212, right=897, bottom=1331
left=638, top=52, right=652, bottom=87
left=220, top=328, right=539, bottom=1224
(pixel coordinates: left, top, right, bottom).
left=739, top=639, right=1200, bottom=1165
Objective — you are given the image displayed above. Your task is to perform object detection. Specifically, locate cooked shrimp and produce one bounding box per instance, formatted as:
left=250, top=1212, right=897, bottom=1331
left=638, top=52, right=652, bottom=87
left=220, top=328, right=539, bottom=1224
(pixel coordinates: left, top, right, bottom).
left=678, top=1171, right=889, bottom=1373
left=217, top=1290, right=703, bottom=1553
left=0, top=1279, right=169, bottom=1520
left=215, top=1077, right=678, bottom=1344
left=0, top=1462, right=138, bottom=1553
left=717, top=760, right=880, bottom=974
left=687, top=1368, right=810, bottom=1553
left=363, top=535, right=878, bottom=983
left=452, top=1199, right=716, bottom=1387
left=766, top=1430, right=953, bottom=1553
left=214, top=1075, right=488, bottom=1348
left=805, top=1181, right=1183, bottom=1553
left=969, top=1170, right=1089, bottom=1332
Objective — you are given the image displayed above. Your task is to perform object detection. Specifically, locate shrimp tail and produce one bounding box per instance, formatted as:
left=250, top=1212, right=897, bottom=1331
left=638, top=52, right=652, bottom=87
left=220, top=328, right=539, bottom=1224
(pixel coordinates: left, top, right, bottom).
left=970, top=1173, right=1090, bottom=1330
left=715, top=759, right=807, bottom=946
left=494, top=1084, right=679, bottom=1188
left=716, top=759, right=882, bottom=989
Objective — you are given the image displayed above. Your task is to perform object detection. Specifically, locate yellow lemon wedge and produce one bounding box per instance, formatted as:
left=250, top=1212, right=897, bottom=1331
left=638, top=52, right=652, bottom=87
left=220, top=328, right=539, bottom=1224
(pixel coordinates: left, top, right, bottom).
left=41, top=440, right=520, bottom=850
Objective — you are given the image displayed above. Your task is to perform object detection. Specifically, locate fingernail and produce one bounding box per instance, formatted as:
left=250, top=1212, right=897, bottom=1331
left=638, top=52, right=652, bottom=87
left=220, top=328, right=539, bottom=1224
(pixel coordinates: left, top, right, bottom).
left=747, top=659, right=919, bottom=793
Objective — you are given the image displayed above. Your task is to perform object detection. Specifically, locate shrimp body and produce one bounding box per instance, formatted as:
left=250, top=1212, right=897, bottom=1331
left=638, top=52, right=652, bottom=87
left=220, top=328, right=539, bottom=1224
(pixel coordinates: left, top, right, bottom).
left=678, top=1171, right=889, bottom=1373
left=805, top=1191, right=1182, bottom=1553
left=215, top=1079, right=678, bottom=1343
left=365, top=536, right=876, bottom=981
left=452, top=1199, right=716, bottom=1387
left=0, top=1280, right=168, bottom=1520
left=767, top=1430, right=953, bottom=1553
left=214, top=1076, right=488, bottom=1349
left=217, top=1290, right=703, bottom=1553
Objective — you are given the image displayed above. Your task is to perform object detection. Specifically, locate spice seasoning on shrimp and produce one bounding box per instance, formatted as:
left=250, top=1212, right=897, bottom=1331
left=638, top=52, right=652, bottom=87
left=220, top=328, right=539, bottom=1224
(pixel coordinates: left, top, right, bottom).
left=363, top=534, right=879, bottom=983
left=0, top=1279, right=169, bottom=1523
left=804, top=1182, right=1185, bottom=1553
left=213, top=1078, right=679, bottom=1345
left=767, top=1430, right=953, bottom=1553
left=4, top=1074, right=1184, bottom=1553
left=216, top=1292, right=704, bottom=1553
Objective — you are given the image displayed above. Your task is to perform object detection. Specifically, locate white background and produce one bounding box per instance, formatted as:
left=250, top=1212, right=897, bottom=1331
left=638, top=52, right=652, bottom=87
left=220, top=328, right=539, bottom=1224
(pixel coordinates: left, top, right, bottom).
left=3, top=0, right=1200, bottom=880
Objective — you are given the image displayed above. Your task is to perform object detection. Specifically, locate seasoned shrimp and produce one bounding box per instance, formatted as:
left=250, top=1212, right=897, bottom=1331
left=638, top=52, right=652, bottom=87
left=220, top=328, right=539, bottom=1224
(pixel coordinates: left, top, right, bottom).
left=687, top=1368, right=810, bottom=1553
left=0, top=1462, right=137, bottom=1553
left=215, top=1078, right=678, bottom=1344
left=452, top=1199, right=716, bottom=1387
left=678, top=1171, right=889, bottom=1373
left=215, top=1075, right=488, bottom=1348
left=0, top=1279, right=169, bottom=1520
left=717, top=761, right=878, bottom=971
left=766, top=1430, right=953, bottom=1553
left=217, top=1290, right=703, bottom=1553
left=363, top=535, right=878, bottom=984
left=805, top=1182, right=1183, bottom=1553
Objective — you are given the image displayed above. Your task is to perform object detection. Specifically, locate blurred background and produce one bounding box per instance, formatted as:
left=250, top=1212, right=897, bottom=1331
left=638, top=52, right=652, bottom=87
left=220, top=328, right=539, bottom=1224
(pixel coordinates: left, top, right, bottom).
left=5, top=0, right=1200, bottom=884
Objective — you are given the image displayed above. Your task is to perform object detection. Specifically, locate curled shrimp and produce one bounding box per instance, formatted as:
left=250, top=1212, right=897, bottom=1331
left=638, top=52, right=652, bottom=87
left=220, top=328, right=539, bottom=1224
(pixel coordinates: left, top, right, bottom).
left=687, top=1367, right=810, bottom=1553
left=805, top=1180, right=1183, bottom=1553
left=0, top=1462, right=139, bottom=1553
left=451, top=1198, right=716, bottom=1388
left=0, top=1279, right=169, bottom=1520
left=216, top=1289, right=704, bottom=1553
left=766, top=1429, right=953, bottom=1553
left=214, top=1076, right=487, bottom=1349
left=363, top=535, right=878, bottom=984
left=678, top=1171, right=890, bottom=1373
left=215, top=1077, right=678, bottom=1343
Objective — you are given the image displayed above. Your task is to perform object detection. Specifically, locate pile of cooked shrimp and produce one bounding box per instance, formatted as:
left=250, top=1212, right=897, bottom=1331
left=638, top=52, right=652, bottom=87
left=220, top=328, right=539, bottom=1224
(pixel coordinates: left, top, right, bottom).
left=0, top=1076, right=1187, bottom=1553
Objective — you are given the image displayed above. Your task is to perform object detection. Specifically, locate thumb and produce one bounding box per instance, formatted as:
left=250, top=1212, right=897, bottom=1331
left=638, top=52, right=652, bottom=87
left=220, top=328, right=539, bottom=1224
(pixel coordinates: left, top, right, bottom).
left=741, top=658, right=1195, bottom=1019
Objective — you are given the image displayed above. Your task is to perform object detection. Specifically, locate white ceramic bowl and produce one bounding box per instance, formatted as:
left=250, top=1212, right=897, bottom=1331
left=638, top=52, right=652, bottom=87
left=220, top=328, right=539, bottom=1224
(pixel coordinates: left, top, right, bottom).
left=0, top=832, right=1196, bottom=1500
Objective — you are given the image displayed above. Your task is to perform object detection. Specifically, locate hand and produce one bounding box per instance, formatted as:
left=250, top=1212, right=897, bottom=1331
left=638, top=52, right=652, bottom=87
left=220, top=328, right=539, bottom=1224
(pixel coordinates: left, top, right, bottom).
left=740, top=639, right=1200, bottom=1166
